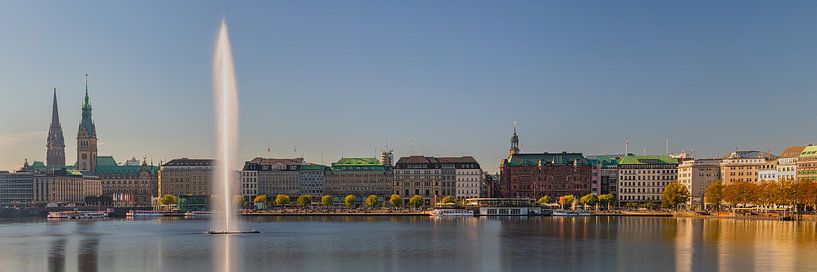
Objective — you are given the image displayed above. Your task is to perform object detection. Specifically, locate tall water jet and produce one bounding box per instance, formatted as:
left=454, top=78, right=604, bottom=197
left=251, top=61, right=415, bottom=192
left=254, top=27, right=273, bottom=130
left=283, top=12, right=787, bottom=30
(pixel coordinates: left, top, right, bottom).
left=210, top=19, right=245, bottom=234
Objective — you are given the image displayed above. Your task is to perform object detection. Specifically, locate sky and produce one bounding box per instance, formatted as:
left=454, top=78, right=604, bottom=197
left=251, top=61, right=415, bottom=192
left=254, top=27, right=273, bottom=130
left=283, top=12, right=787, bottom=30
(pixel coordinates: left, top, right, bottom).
left=1, top=1, right=816, bottom=172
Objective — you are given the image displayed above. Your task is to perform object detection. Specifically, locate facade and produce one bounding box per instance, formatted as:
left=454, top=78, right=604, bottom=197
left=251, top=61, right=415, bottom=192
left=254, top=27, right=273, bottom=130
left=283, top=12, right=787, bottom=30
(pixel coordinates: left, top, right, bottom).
left=299, top=164, right=328, bottom=196
left=758, top=160, right=779, bottom=182
left=33, top=169, right=101, bottom=204
left=241, top=157, right=303, bottom=199
left=159, top=159, right=214, bottom=196
left=719, top=151, right=774, bottom=185
left=798, top=145, right=817, bottom=182
left=0, top=171, right=34, bottom=205
left=778, top=145, right=805, bottom=181
left=46, top=88, right=65, bottom=168
left=380, top=150, right=394, bottom=167
left=393, top=156, right=482, bottom=204
left=95, top=156, right=159, bottom=207
left=76, top=76, right=98, bottom=172
left=617, top=155, right=678, bottom=204
left=586, top=155, right=622, bottom=197
left=677, top=158, right=721, bottom=205
left=325, top=158, right=392, bottom=203
left=481, top=173, right=500, bottom=198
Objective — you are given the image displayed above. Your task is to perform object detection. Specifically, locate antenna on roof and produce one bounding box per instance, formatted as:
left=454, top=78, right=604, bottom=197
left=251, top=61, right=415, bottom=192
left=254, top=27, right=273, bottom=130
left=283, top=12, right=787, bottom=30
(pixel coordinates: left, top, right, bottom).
left=666, top=139, right=669, bottom=155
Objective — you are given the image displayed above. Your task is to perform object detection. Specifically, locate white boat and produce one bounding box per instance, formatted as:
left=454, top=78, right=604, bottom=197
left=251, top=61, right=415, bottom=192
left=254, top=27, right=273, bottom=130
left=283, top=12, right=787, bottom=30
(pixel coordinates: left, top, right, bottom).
left=47, top=210, right=108, bottom=219
left=185, top=211, right=213, bottom=217
left=126, top=210, right=164, bottom=217
left=552, top=209, right=592, bottom=216
left=430, top=208, right=474, bottom=216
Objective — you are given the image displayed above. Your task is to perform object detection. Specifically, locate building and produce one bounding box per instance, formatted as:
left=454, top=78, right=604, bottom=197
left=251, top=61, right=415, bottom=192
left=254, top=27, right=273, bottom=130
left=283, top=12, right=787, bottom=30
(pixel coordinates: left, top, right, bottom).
left=46, top=88, right=65, bottom=168
left=677, top=158, right=721, bottom=205
left=719, top=151, right=774, bottom=185
left=325, top=158, right=392, bottom=204
left=798, top=145, right=817, bottom=182
left=33, top=169, right=101, bottom=205
left=95, top=156, right=159, bottom=207
left=0, top=171, right=34, bottom=205
left=240, top=157, right=303, bottom=199
left=393, top=156, right=482, bottom=204
left=380, top=150, right=394, bottom=167
left=586, top=155, right=622, bottom=197
left=159, top=159, right=214, bottom=197
left=758, top=160, right=779, bottom=182
left=778, top=145, right=805, bottom=181
left=76, top=75, right=98, bottom=172
left=617, top=155, right=678, bottom=205
left=481, top=173, right=500, bottom=198
left=299, top=164, right=329, bottom=197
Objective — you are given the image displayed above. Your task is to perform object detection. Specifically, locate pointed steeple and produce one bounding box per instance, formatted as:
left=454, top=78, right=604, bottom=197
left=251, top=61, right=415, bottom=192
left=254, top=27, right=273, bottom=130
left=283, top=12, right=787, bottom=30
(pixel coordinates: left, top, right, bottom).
left=46, top=87, right=66, bottom=168
left=83, top=74, right=91, bottom=109
left=51, top=87, right=60, bottom=125
left=509, top=121, right=520, bottom=156
left=77, top=73, right=98, bottom=172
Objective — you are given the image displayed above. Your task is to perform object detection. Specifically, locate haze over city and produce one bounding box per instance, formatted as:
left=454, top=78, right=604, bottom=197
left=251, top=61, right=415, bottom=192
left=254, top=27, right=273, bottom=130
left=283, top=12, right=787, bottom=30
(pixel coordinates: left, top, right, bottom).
left=2, top=1, right=816, bottom=172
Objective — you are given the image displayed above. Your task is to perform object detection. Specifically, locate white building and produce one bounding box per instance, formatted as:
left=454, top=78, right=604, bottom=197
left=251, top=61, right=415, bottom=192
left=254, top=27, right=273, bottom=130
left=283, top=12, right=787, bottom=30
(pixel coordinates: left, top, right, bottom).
left=777, top=146, right=805, bottom=181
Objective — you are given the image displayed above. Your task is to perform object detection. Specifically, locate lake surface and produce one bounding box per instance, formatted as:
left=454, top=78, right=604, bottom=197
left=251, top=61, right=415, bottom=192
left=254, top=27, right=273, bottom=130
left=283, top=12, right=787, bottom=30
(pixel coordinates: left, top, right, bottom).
left=0, top=216, right=815, bottom=272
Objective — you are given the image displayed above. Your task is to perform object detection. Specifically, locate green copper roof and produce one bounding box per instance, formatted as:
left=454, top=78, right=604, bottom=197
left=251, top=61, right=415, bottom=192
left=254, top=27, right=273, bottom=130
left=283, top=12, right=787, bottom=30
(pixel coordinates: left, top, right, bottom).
left=800, top=145, right=817, bottom=158
left=97, top=156, right=118, bottom=167
left=332, top=158, right=385, bottom=171
left=587, top=156, right=620, bottom=167
left=503, top=153, right=589, bottom=167
left=300, top=164, right=329, bottom=171
left=94, top=156, right=159, bottom=175
left=66, top=169, right=83, bottom=176
left=31, top=161, right=47, bottom=169
left=618, top=155, right=678, bottom=165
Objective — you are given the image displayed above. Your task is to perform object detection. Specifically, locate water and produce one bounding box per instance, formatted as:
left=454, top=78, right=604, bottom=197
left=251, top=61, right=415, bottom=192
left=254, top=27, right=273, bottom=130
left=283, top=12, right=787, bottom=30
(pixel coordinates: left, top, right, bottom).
left=212, top=19, right=240, bottom=233
left=0, top=216, right=815, bottom=272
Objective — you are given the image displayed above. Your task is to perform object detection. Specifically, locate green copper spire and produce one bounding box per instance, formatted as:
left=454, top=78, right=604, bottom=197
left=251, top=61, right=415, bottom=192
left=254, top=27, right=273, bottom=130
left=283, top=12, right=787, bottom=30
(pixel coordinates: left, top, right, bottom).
left=78, top=73, right=96, bottom=138
left=83, top=73, right=91, bottom=109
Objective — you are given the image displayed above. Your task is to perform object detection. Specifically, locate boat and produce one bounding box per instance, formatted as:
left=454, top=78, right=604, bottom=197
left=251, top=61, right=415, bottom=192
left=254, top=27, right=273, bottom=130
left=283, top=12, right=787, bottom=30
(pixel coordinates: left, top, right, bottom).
left=185, top=211, right=213, bottom=217
left=47, top=210, right=108, bottom=219
left=430, top=208, right=475, bottom=216
left=552, top=209, right=592, bottom=216
left=126, top=210, right=164, bottom=217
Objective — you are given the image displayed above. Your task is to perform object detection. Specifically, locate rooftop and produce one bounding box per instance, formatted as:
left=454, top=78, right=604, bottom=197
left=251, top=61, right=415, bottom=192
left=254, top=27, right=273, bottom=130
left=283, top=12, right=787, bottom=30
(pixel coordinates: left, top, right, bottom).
left=164, top=158, right=215, bottom=167
left=781, top=146, right=806, bottom=158
left=618, top=155, right=679, bottom=165
left=503, top=152, right=589, bottom=167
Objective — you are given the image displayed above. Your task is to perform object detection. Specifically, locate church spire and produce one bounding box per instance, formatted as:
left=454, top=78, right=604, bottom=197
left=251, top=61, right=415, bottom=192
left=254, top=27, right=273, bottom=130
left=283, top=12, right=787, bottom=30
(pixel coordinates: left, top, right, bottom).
left=46, top=87, right=65, bottom=168
left=509, top=121, right=520, bottom=156
left=83, top=73, right=91, bottom=109
left=77, top=73, right=98, bottom=172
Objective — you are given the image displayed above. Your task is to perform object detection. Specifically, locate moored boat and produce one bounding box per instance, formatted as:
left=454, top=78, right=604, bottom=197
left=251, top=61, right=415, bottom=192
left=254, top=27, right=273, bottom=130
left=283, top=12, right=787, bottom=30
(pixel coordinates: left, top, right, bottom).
left=126, top=210, right=164, bottom=217
left=430, top=208, right=475, bottom=216
left=47, top=210, right=108, bottom=219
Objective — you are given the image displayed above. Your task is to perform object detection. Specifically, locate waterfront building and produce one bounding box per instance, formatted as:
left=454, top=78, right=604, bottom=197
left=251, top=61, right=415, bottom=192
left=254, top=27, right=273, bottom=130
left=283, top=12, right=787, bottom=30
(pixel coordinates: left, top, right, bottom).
left=481, top=173, right=500, bottom=198
left=76, top=75, right=98, bottom=172
left=778, top=145, right=805, bottom=181
left=95, top=156, right=159, bottom=207
left=677, top=158, right=721, bottom=205
left=299, top=164, right=329, bottom=197
left=46, top=88, right=65, bottom=168
left=33, top=169, right=101, bottom=204
left=758, top=159, right=779, bottom=182
left=499, top=126, right=591, bottom=200
left=240, top=157, right=303, bottom=199
left=798, top=145, right=817, bottom=182
left=719, top=151, right=774, bottom=184
left=325, top=158, right=392, bottom=204
left=617, top=155, right=678, bottom=205
left=0, top=171, right=34, bottom=205
left=586, top=155, right=622, bottom=198
left=393, top=156, right=482, bottom=204
left=159, top=159, right=214, bottom=197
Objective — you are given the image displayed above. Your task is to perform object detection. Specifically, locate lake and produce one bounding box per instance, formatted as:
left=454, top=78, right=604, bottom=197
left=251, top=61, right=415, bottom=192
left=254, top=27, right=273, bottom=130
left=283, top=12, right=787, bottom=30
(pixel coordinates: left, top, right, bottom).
left=0, top=216, right=815, bottom=272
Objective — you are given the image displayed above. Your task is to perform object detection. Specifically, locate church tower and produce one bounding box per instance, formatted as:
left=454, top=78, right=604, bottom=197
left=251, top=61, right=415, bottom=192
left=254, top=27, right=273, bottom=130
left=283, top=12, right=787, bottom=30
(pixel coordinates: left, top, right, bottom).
left=46, top=87, right=65, bottom=167
left=77, top=74, right=98, bottom=172
left=509, top=122, right=519, bottom=156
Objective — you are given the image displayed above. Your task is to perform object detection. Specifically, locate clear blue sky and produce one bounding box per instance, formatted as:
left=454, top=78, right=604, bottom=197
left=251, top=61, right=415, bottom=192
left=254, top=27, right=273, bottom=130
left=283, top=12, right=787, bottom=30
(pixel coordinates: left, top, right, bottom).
left=1, top=1, right=816, bottom=172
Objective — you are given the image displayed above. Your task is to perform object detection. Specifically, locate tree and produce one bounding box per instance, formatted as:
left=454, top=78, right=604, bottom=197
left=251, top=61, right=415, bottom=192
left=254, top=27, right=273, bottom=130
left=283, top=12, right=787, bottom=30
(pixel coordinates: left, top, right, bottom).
left=644, top=202, right=656, bottom=210
left=408, top=195, right=424, bottom=208
left=296, top=195, right=313, bottom=206
left=560, top=195, right=575, bottom=208
left=160, top=194, right=178, bottom=206
left=366, top=195, right=380, bottom=207
left=441, top=196, right=457, bottom=204
left=344, top=195, right=356, bottom=207
left=723, top=181, right=754, bottom=207
left=253, top=194, right=268, bottom=204
left=275, top=194, right=290, bottom=205
left=389, top=194, right=404, bottom=208
left=704, top=180, right=724, bottom=210
left=661, top=182, right=690, bottom=209
left=598, top=194, right=614, bottom=210
left=536, top=195, right=551, bottom=206
left=580, top=193, right=599, bottom=207
left=321, top=195, right=333, bottom=206
left=800, top=181, right=817, bottom=211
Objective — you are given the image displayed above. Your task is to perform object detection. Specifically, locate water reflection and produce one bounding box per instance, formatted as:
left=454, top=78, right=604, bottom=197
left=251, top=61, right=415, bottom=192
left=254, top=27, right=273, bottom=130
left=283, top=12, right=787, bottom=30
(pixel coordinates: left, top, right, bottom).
left=48, top=238, right=66, bottom=272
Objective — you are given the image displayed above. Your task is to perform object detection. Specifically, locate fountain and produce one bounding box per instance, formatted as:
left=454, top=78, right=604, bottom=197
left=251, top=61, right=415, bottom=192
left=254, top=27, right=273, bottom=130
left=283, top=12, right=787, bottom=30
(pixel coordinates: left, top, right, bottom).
left=209, top=19, right=258, bottom=235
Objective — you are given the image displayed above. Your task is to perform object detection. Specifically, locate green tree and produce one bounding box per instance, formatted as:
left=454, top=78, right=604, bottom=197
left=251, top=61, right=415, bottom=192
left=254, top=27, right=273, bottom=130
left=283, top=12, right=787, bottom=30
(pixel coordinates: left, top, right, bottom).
left=598, top=194, right=615, bottom=209
left=275, top=194, right=290, bottom=205
left=560, top=195, right=575, bottom=208
left=536, top=195, right=551, bottom=206
left=344, top=195, right=356, bottom=207
left=580, top=193, right=599, bottom=207
left=661, top=182, right=690, bottom=209
left=408, top=195, right=424, bottom=208
left=441, top=196, right=457, bottom=204
left=366, top=195, right=379, bottom=207
left=296, top=195, right=313, bottom=206
left=704, top=180, right=724, bottom=210
left=160, top=194, right=178, bottom=206
left=389, top=194, right=404, bottom=208
left=253, top=194, right=268, bottom=204
left=321, top=195, right=333, bottom=206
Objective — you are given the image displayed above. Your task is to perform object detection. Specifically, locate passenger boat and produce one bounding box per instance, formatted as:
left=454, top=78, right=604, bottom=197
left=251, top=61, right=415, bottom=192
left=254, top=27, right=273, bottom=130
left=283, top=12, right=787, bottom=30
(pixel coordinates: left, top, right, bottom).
left=126, top=210, right=164, bottom=217
left=552, top=209, right=593, bottom=216
left=430, top=208, right=475, bottom=216
left=47, top=210, right=108, bottom=219
left=184, top=211, right=213, bottom=217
